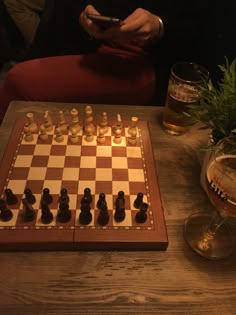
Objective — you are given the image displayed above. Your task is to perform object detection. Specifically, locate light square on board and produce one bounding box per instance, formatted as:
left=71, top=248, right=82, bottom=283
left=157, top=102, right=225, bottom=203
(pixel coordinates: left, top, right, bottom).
left=65, top=145, right=81, bottom=156
left=128, top=169, right=145, bottom=182
left=7, top=180, right=27, bottom=194
left=80, top=156, right=96, bottom=168
left=14, top=155, right=33, bottom=167
left=112, top=181, right=130, bottom=195
left=28, top=167, right=47, bottom=180
left=126, top=146, right=142, bottom=158
left=43, top=180, right=62, bottom=194
left=34, top=144, right=51, bottom=156
left=112, top=157, right=128, bottom=169
left=96, top=168, right=112, bottom=181
left=62, top=168, right=80, bottom=181
left=96, top=146, right=112, bottom=157
left=48, top=156, right=65, bottom=168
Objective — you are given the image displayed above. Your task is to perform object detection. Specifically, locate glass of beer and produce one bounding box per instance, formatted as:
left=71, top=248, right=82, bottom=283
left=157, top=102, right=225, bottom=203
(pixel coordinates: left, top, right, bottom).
left=184, top=136, right=236, bottom=260
left=162, top=62, right=209, bottom=136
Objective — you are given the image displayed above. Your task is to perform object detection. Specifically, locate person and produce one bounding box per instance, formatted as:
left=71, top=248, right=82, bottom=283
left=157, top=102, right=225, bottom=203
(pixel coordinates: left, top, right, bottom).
left=0, top=0, right=216, bottom=121
left=3, top=0, right=45, bottom=48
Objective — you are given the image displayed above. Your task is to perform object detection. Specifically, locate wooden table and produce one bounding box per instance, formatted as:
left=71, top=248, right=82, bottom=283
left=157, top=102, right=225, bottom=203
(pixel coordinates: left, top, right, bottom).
left=0, top=101, right=236, bottom=315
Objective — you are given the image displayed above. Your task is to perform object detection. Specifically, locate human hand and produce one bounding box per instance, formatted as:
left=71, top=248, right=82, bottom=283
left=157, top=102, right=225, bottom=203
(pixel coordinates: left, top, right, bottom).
left=118, top=8, right=163, bottom=45
left=79, top=5, right=122, bottom=40
left=79, top=6, right=163, bottom=45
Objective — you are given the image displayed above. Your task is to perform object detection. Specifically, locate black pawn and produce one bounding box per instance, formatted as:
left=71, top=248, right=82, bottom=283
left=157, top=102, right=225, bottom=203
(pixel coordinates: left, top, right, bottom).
left=96, top=192, right=106, bottom=209
left=83, top=187, right=92, bottom=204
left=133, top=192, right=143, bottom=209
left=135, top=202, right=148, bottom=223
left=0, top=199, right=13, bottom=221
left=57, top=198, right=71, bottom=223
left=114, top=191, right=125, bottom=222
left=22, top=198, right=36, bottom=221
left=97, top=202, right=109, bottom=226
left=59, top=188, right=69, bottom=204
left=41, top=188, right=53, bottom=204
left=41, top=201, right=54, bottom=224
left=24, top=188, right=36, bottom=205
left=79, top=196, right=92, bottom=225
left=5, top=188, right=18, bottom=205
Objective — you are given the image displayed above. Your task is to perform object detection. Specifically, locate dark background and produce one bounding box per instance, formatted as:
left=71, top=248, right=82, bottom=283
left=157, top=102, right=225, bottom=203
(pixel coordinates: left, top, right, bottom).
left=0, top=0, right=235, bottom=105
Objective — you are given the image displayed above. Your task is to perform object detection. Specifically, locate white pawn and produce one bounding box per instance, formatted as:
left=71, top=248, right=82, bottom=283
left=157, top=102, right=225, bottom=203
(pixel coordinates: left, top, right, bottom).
left=24, top=123, right=34, bottom=142
left=70, top=127, right=79, bottom=144
left=84, top=126, right=94, bottom=142
left=97, top=127, right=106, bottom=144
left=39, top=124, right=48, bottom=141
left=54, top=126, right=64, bottom=143
left=113, top=128, right=122, bottom=144
left=128, top=128, right=137, bottom=145
left=26, top=112, right=38, bottom=133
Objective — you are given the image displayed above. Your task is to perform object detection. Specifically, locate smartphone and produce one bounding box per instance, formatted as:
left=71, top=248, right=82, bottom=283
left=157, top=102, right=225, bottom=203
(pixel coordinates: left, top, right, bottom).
left=86, top=13, right=122, bottom=29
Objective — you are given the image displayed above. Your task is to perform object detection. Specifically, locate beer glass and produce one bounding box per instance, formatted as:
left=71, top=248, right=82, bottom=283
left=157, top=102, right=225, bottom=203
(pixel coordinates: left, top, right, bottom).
left=184, top=136, right=236, bottom=260
left=162, top=62, right=209, bottom=136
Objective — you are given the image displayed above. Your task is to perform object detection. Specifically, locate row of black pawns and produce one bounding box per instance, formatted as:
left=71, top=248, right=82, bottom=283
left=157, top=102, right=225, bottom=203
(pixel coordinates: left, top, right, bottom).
left=0, top=188, right=149, bottom=226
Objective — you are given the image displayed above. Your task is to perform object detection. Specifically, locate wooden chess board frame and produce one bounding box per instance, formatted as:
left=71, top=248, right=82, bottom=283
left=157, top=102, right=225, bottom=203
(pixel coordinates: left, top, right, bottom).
left=0, top=116, right=168, bottom=251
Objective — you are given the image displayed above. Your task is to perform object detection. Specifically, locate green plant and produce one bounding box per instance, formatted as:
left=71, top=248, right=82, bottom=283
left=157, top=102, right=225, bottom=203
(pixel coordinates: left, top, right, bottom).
left=184, top=58, right=236, bottom=144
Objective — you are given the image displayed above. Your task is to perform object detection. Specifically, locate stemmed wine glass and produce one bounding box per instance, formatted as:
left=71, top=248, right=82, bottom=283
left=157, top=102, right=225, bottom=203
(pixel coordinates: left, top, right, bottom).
left=184, top=135, right=236, bottom=260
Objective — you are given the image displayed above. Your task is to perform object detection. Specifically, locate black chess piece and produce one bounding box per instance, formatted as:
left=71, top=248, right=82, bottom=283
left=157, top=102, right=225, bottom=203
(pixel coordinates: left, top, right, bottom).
left=133, top=192, right=144, bottom=209
left=57, top=197, right=71, bottom=223
left=79, top=196, right=92, bottom=225
left=22, top=198, right=36, bottom=221
left=135, top=202, right=148, bottom=223
left=83, top=187, right=92, bottom=204
left=96, top=192, right=106, bottom=209
left=59, top=188, right=69, bottom=204
left=41, top=188, right=53, bottom=205
left=41, top=201, right=53, bottom=224
left=0, top=198, right=13, bottom=221
left=114, top=191, right=125, bottom=222
left=97, top=202, right=109, bottom=226
left=5, top=188, right=18, bottom=205
left=24, top=188, right=36, bottom=204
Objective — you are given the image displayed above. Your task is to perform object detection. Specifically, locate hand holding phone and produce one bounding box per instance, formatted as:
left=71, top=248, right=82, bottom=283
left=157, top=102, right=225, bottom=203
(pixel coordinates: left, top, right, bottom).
left=86, top=13, right=122, bottom=29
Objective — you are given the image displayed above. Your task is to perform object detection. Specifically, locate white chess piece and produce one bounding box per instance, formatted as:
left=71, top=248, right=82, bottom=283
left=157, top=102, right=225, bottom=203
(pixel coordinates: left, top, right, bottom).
left=97, top=127, right=106, bottom=144
left=70, top=127, right=79, bottom=144
left=54, top=126, right=64, bottom=143
left=24, top=123, right=34, bottom=142
left=39, top=124, right=48, bottom=141
left=26, top=112, right=38, bottom=133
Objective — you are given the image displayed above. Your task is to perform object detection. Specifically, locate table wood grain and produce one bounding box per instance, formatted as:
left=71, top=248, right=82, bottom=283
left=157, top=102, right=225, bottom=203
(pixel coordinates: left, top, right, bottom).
left=0, top=101, right=236, bottom=315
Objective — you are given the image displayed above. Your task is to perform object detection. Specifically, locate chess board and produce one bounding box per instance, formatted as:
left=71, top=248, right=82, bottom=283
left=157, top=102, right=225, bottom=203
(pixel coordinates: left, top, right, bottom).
left=0, top=111, right=168, bottom=251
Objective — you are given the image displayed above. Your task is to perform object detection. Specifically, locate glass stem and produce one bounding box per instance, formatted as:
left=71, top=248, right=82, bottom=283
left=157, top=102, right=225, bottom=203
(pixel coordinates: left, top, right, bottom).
left=207, top=211, right=227, bottom=235
left=197, top=212, right=227, bottom=252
